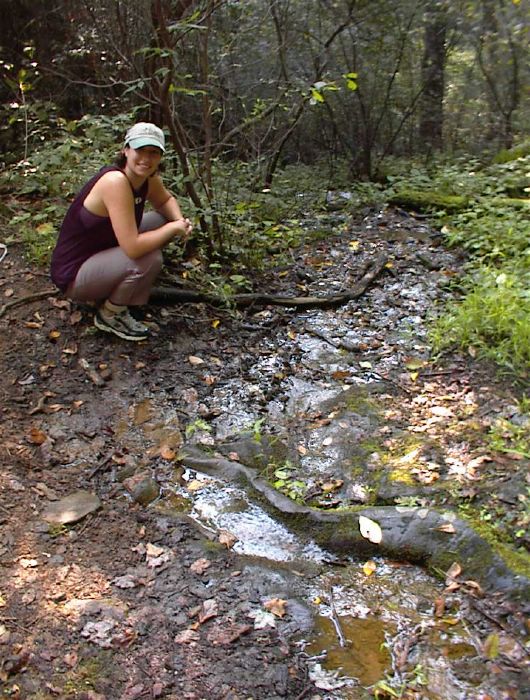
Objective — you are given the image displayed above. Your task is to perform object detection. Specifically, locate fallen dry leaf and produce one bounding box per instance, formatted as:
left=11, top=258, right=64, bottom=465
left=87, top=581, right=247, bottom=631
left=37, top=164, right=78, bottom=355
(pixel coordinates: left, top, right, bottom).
left=463, top=579, right=484, bottom=597
left=159, top=445, right=177, bottom=461
left=445, top=561, right=462, bottom=583
left=434, top=596, right=445, bottom=617
left=198, top=598, right=218, bottom=624
left=190, top=558, right=211, bottom=575
left=19, top=558, right=39, bottom=569
left=63, top=651, right=78, bottom=668
left=69, top=310, right=82, bottom=325
left=331, top=370, right=350, bottom=380
left=482, top=633, right=499, bottom=659
left=206, top=622, right=251, bottom=646
left=263, top=598, right=288, bottom=618
left=359, top=515, right=383, bottom=544
left=435, top=523, right=456, bottom=534
left=188, top=355, right=205, bottom=366
left=219, top=529, right=238, bottom=549
left=321, top=479, right=343, bottom=493
left=174, top=629, right=200, bottom=644
left=27, top=427, right=47, bottom=445
left=362, top=560, right=377, bottom=576
left=62, top=344, right=78, bottom=355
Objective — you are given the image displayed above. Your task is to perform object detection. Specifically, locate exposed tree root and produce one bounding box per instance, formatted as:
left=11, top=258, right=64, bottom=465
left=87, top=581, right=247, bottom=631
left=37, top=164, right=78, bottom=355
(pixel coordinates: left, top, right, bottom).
left=179, top=446, right=530, bottom=605
left=0, top=289, right=58, bottom=319
left=151, top=254, right=388, bottom=309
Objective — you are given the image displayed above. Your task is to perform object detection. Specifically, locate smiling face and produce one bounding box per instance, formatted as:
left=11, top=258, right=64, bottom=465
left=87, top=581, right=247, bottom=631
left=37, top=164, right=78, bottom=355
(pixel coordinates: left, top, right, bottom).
left=123, top=145, right=162, bottom=182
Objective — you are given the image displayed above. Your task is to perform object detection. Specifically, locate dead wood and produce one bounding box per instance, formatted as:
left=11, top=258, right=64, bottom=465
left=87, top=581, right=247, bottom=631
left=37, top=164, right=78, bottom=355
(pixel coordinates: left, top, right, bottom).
left=151, top=254, right=388, bottom=309
left=0, top=289, right=59, bottom=319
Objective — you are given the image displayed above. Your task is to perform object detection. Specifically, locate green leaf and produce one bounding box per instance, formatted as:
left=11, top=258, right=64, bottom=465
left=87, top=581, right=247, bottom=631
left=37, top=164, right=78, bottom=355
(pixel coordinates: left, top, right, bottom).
left=310, top=88, right=325, bottom=104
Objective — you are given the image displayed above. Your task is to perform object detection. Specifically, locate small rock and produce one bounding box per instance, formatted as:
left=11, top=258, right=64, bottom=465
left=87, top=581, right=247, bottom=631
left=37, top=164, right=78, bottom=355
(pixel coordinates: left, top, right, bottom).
left=41, top=490, right=101, bottom=525
left=123, top=474, right=160, bottom=506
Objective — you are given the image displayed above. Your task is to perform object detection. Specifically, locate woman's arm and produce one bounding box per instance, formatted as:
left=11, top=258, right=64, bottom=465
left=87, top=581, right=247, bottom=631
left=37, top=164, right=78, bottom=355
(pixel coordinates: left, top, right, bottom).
left=100, top=172, right=190, bottom=259
left=148, top=175, right=185, bottom=221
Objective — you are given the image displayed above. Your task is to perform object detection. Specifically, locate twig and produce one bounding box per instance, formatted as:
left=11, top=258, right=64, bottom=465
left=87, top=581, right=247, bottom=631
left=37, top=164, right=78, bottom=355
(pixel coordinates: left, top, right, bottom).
left=329, top=588, right=346, bottom=648
left=470, top=600, right=530, bottom=659
left=28, top=396, right=47, bottom=415
left=0, top=289, right=59, bottom=319
left=0, top=616, right=37, bottom=634
left=294, top=685, right=314, bottom=700
left=88, top=450, right=115, bottom=478
left=151, top=254, right=389, bottom=310
left=78, top=358, right=106, bottom=387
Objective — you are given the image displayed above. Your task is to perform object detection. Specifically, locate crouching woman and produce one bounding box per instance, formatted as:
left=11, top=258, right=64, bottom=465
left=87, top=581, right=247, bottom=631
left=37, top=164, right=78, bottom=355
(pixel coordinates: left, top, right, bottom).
left=50, top=122, right=192, bottom=341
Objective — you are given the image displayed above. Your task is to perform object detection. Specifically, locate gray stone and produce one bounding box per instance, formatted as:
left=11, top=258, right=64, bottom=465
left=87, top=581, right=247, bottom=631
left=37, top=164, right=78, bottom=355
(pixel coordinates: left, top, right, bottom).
left=41, top=490, right=101, bottom=524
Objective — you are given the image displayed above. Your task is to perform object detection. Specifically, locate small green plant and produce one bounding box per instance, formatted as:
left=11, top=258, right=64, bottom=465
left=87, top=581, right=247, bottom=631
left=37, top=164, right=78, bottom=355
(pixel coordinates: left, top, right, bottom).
left=271, top=461, right=307, bottom=502
left=48, top=522, right=68, bottom=538
left=430, top=266, right=530, bottom=375
left=185, top=418, right=213, bottom=438
left=487, top=416, right=530, bottom=459
left=372, top=664, right=426, bottom=699
left=250, top=417, right=266, bottom=443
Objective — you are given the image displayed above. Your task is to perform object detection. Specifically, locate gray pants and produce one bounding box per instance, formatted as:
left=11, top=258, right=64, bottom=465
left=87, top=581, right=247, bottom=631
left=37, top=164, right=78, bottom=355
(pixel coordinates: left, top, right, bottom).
left=66, top=212, right=165, bottom=306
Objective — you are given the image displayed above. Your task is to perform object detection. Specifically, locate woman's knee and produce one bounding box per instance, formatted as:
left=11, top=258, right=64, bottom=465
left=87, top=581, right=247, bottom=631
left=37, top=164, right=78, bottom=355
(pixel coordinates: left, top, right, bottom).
left=139, top=211, right=167, bottom=232
left=136, top=248, right=163, bottom=275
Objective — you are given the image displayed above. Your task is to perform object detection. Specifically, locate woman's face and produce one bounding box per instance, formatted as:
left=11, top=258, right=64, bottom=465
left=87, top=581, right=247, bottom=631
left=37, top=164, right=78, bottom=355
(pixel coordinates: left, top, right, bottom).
left=123, top=145, right=162, bottom=179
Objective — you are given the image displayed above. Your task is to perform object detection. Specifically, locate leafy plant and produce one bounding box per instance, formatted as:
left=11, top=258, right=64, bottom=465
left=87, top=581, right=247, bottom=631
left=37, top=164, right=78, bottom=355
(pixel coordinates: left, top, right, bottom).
left=185, top=418, right=213, bottom=438
left=430, top=266, right=530, bottom=375
left=271, top=461, right=307, bottom=502
left=487, top=415, right=530, bottom=459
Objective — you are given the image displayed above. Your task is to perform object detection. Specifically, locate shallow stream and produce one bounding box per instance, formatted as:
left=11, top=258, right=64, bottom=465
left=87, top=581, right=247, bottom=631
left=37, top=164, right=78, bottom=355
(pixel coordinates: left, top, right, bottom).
left=131, top=211, right=527, bottom=697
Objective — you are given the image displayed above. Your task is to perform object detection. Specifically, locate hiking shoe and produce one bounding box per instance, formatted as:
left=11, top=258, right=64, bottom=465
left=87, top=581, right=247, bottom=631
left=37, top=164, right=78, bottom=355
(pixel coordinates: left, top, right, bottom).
left=94, top=309, right=149, bottom=341
left=121, top=308, right=150, bottom=335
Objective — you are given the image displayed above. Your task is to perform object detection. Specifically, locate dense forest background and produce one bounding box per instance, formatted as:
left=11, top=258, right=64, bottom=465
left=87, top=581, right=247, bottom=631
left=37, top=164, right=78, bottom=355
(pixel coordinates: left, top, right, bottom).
left=0, top=0, right=529, bottom=376
left=1, top=0, right=528, bottom=182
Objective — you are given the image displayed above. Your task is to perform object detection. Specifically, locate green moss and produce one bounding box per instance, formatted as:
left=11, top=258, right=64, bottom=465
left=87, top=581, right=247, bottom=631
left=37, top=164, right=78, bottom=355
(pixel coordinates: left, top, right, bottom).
left=388, top=466, right=416, bottom=486
left=457, top=510, right=530, bottom=579
left=493, top=141, right=530, bottom=164
left=389, top=189, right=468, bottom=213
left=342, top=391, right=380, bottom=415
left=62, top=652, right=113, bottom=693
left=489, top=197, right=530, bottom=211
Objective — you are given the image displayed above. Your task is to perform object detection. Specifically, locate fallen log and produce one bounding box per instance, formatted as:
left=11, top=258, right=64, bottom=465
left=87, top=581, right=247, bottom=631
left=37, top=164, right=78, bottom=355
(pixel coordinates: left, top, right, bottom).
left=150, top=254, right=388, bottom=309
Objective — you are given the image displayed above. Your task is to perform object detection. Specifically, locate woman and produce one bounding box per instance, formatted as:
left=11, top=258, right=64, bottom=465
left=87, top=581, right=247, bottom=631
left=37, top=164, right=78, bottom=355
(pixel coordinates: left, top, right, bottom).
left=51, top=122, right=192, bottom=341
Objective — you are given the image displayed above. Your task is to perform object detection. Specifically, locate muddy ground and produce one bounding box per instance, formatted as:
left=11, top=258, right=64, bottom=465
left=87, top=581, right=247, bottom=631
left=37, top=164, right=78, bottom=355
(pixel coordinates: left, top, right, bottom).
left=0, top=207, right=529, bottom=700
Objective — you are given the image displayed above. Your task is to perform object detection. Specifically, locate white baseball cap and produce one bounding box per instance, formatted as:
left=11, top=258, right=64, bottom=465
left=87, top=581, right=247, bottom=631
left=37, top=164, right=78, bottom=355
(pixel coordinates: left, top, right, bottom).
left=125, top=122, right=166, bottom=152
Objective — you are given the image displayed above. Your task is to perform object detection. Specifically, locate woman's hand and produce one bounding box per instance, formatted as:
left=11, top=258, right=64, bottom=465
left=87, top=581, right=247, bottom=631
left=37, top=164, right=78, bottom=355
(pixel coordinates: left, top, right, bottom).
left=171, top=218, right=193, bottom=241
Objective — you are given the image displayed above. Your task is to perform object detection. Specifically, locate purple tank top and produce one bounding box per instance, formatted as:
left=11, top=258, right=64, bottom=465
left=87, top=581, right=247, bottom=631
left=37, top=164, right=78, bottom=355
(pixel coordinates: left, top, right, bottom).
left=50, top=166, right=148, bottom=291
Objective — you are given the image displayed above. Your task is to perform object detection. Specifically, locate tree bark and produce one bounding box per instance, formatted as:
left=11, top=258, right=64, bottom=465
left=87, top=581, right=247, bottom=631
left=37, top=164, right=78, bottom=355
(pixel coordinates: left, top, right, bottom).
left=418, top=1, right=447, bottom=153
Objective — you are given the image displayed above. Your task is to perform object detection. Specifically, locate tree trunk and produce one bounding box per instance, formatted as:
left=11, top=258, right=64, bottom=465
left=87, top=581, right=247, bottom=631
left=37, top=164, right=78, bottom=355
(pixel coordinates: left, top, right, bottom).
left=418, top=1, right=447, bottom=153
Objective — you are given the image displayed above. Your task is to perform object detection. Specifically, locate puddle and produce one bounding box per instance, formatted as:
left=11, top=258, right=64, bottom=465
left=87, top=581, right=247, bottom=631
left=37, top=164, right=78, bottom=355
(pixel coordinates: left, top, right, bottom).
left=306, top=614, right=391, bottom=686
